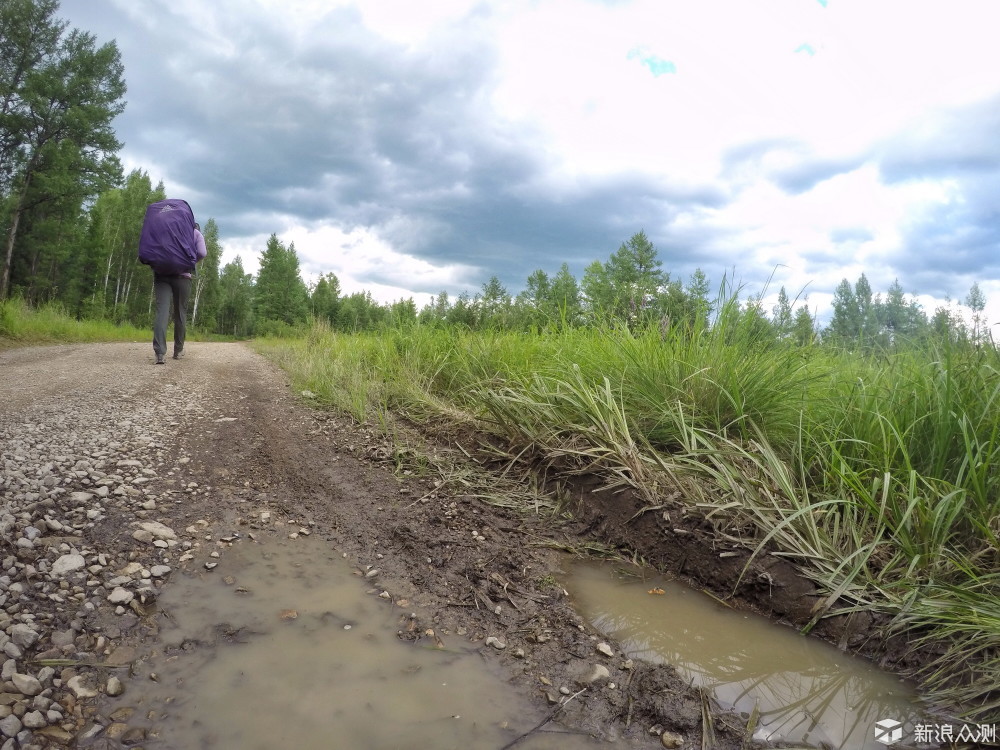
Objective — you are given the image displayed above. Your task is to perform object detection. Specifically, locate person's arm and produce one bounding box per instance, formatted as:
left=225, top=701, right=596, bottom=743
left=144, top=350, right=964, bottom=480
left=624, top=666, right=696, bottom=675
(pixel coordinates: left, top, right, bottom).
left=194, top=228, right=207, bottom=262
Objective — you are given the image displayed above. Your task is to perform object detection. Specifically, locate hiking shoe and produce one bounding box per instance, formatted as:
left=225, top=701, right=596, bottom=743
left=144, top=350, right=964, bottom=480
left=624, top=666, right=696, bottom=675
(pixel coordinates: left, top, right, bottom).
left=173, top=349, right=184, bottom=360
left=155, top=356, right=165, bottom=365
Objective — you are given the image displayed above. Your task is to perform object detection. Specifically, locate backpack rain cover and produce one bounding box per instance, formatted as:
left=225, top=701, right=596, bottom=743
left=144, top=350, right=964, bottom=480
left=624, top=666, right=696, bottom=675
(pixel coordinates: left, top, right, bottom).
left=137, top=199, right=198, bottom=275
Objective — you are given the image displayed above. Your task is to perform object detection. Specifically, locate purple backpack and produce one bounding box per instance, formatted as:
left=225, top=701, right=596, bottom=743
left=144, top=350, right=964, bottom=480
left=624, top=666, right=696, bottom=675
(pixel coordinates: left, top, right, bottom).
left=137, top=199, right=198, bottom=275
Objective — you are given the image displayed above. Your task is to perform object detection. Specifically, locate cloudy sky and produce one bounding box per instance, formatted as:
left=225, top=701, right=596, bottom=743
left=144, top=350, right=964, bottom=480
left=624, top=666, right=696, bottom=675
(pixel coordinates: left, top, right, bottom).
left=58, top=0, right=1000, bottom=325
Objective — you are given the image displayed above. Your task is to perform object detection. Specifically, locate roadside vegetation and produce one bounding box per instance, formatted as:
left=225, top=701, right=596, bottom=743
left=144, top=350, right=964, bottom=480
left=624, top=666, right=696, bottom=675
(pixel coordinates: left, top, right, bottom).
left=255, top=284, right=1000, bottom=723
left=0, top=296, right=148, bottom=346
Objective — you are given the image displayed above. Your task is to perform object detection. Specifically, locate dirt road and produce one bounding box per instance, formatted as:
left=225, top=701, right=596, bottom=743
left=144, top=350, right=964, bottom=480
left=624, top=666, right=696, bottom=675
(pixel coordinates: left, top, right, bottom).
left=2, top=341, right=762, bottom=749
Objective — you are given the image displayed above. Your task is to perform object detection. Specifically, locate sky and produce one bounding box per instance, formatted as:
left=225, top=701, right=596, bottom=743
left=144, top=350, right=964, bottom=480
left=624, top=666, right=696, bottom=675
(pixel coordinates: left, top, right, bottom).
left=58, top=0, right=1000, bottom=327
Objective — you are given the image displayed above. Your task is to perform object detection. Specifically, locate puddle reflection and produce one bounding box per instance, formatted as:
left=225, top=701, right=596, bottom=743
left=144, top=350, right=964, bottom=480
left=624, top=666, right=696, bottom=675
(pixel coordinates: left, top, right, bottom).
left=566, top=560, right=931, bottom=750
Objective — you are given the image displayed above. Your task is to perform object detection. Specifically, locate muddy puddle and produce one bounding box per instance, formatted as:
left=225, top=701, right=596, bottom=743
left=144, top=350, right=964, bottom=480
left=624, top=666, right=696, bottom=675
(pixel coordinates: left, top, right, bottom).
left=99, top=536, right=607, bottom=750
left=565, top=559, right=932, bottom=750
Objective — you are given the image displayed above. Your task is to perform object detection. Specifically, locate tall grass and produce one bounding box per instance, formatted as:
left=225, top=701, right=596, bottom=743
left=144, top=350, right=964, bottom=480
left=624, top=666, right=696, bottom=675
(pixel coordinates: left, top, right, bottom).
left=0, top=296, right=150, bottom=345
left=256, top=301, right=1000, bottom=720
left=0, top=296, right=231, bottom=348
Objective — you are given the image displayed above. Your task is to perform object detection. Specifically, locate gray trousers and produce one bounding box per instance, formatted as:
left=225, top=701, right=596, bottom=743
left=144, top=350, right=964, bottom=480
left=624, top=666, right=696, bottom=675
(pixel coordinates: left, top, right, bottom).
left=153, top=275, right=192, bottom=358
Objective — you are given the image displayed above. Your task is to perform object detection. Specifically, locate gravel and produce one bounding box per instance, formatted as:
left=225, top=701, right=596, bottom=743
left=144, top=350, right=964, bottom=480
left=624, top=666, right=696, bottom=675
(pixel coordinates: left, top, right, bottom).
left=0, top=343, right=245, bottom=748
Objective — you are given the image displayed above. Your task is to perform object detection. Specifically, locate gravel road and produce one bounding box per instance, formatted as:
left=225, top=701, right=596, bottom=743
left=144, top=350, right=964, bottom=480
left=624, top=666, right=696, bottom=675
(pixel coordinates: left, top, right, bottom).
left=0, top=341, right=759, bottom=750
left=0, top=342, right=286, bottom=748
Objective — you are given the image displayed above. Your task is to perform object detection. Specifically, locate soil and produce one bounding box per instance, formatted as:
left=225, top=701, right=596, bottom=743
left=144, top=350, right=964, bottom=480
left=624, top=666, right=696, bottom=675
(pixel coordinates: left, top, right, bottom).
left=0, top=341, right=942, bottom=749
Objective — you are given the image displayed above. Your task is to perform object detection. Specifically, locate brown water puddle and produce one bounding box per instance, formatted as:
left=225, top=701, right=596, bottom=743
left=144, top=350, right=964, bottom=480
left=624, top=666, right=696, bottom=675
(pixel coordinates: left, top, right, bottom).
left=564, top=560, right=936, bottom=750
left=100, top=537, right=608, bottom=750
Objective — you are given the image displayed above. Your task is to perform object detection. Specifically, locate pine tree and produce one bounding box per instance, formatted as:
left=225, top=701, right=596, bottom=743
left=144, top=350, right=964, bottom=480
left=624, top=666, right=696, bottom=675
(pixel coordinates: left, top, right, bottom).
left=548, top=263, right=581, bottom=326
left=254, top=234, right=309, bottom=325
left=827, top=278, right=860, bottom=343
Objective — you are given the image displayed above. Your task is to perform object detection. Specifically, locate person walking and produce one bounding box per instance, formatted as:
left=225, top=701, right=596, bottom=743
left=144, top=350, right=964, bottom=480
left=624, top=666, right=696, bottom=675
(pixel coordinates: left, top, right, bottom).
left=138, top=199, right=207, bottom=364
left=151, top=222, right=207, bottom=363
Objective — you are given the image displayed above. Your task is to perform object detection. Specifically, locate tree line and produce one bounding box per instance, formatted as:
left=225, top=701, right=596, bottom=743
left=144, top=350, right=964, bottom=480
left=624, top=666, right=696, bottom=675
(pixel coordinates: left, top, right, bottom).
left=1, top=1, right=988, bottom=349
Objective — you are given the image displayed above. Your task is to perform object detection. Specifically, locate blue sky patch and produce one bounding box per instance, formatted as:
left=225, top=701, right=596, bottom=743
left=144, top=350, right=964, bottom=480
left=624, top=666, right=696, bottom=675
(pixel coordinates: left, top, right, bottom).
left=627, top=48, right=677, bottom=76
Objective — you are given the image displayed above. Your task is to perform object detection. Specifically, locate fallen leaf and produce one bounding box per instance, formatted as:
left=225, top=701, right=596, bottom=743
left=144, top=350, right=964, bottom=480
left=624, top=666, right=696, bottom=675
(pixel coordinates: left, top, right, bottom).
left=647, top=588, right=665, bottom=595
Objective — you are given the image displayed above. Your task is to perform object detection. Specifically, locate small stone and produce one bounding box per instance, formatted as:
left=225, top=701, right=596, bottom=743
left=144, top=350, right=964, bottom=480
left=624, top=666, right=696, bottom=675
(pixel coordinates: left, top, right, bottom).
left=485, top=636, right=506, bottom=650
left=137, top=521, right=177, bottom=541
left=661, top=730, right=684, bottom=748
left=104, top=722, right=128, bottom=739
left=21, top=710, right=45, bottom=729
left=9, top=625, right=38, bottom=649
left=0, top=713, right=21, bottom=737
left=106, top=677, right=124, bottom=697
left=11, top=673, right=42, bottom=697
left=108, top=587, right=133, bottom=605
left=67, top=675, right=100, bottom=699
left=596, top=642, right=614, bottom=657
left=131, top=530, right=154, bottom=544
left=51, top=554, right=86, bottom=576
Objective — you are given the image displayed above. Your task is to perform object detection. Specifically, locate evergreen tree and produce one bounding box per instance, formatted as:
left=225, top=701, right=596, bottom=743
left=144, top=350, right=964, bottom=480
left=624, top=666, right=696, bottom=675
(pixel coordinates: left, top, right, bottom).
left=792, top=304, right=816, bottom=346
left=686, top=268, right=712, bottom=322
left=217, top=256, right=254, bottom=337
left=516, top=268, right=550, bottom=328
left=827, top=278, right=860, bottom=343
left=580, top=259, right=612, bottom=321
left=606, top=230, right=665, bottom=320
left=880, top=279, right=925, bottom=342
left=254, top=234, right=309, bottom=325
left=310, top=272, right=340, bottom=324
left=447, top=291, right=476, bottom=328
left=548, top=263, right=581, bottom=326
left=478, top=274, right=510, bottom=328
left=854, top=273, right=879, bottom=342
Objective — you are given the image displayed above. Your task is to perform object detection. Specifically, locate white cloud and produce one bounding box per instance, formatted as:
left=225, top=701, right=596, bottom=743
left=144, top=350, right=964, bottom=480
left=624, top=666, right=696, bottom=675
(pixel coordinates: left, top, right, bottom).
left=59, top=0, right=1000, bottom=321
left=223, top=223, right=477, bottom=305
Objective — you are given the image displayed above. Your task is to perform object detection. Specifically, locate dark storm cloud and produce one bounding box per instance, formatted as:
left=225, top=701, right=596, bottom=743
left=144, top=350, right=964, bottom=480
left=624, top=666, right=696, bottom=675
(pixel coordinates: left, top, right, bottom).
left=56, top=0, right=728, bottom=297
left=878, top=94, right=1000, bottom=184
left=870, top=95, right=1000, bottom=295
left=720, top=138, right=865, bottom=194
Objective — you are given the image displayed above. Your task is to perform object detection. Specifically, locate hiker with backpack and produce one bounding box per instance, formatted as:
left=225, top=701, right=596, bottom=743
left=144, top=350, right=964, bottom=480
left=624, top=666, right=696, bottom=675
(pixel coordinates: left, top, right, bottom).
left=137, top=199, right=208, bottom=364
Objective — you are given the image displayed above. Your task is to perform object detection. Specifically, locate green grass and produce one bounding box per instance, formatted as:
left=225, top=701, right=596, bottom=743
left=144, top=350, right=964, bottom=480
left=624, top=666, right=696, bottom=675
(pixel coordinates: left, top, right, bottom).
left=253, top=301, right=1000, bottom=723
left=0, top=296, right=228, bottom=349
left=0, top=297, right=149, bottom=346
